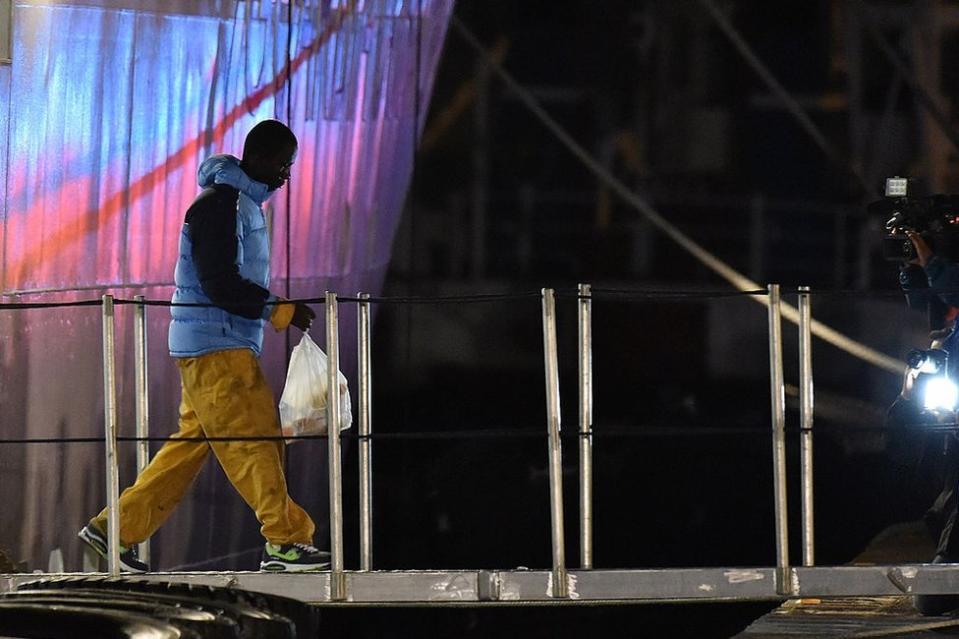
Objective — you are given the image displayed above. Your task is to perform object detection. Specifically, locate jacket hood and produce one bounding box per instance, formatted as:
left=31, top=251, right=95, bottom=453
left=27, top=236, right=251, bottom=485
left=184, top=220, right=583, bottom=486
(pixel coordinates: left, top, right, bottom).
left=197, top=154, right=271, bottom=205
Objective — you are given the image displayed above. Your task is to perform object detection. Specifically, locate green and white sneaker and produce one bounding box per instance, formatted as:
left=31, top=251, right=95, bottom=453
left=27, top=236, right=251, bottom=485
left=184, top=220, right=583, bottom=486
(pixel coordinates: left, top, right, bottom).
left=78, top=523, right=149, bottom=573
left=260, top=542, right=330, bottom=572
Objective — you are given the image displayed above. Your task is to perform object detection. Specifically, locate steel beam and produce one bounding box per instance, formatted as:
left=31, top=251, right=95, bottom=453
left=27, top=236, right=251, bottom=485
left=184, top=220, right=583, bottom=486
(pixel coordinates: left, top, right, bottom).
left=7, top=566, right=959, bottom=604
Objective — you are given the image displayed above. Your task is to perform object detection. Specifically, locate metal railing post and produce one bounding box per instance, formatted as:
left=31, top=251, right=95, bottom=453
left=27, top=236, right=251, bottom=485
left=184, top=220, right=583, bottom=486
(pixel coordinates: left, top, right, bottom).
left=798, top=286, right=815, bottom=566
left=542, top=288, right=568, bottom=598
left=133, top=294, right=151, bottom=565
left=326, top=291, right=346, bottom=600
left=101, top=294, right=121, bottom=576
left=358, top=292, right=373, bottom=571
left=577, top=283, right=593, bottom=569
left=767, top=284, right=790, bottom=594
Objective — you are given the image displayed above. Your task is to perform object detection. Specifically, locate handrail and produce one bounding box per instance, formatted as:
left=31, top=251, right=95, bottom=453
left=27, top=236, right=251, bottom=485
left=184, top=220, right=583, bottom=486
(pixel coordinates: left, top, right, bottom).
left=767, top=284, right=791, bottom=594
left=799, top=287, right=815, bottom=567
left=325, top=291, right=346, bottom=601
left=541, top=288, right=568, bottom=598
left=133, top=295, right=151, bottom=567
left=100, top=294, right=121, bottom=577
left=4, top=283, right=901, bottom=603
left=357, top=292, right=373, bottom=572
left=577, top=283, right=593, bottom=569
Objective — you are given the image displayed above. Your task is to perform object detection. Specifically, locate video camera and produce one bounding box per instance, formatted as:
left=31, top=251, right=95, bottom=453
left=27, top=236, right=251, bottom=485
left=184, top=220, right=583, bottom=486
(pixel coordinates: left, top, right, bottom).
left=869, top=177, right=959, bottom=262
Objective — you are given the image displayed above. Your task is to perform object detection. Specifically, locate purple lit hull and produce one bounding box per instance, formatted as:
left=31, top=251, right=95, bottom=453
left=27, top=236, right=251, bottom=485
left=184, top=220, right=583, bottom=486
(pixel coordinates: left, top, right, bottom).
left=0, top=0, right=452, bottom=570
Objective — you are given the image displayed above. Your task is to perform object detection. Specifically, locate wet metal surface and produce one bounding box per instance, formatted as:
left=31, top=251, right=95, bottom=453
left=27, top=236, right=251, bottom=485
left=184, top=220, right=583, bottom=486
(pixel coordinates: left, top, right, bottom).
left=736, top=596, right=959, bottom=638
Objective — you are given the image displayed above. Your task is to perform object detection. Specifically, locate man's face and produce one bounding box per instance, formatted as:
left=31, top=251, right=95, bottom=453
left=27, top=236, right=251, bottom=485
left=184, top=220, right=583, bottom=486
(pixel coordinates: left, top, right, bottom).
left=248, top=143, right=297, bottom=191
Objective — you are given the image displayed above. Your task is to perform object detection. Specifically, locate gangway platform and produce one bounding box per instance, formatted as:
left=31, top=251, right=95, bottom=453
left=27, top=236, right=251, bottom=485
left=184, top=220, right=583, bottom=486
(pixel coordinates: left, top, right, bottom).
left=4, top=286, right=959, bottom=631
left=5, top=564, right=959, bottom=606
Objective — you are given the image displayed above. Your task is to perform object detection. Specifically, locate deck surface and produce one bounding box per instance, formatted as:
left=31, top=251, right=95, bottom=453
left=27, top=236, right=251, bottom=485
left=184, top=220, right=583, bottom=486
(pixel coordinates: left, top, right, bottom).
left=736, top=521, right=959, bottom=637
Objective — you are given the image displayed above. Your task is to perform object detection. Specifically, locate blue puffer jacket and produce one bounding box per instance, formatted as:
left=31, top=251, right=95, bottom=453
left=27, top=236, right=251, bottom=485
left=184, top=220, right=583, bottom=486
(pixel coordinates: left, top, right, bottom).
left=168, top=155, right=278, bottom=358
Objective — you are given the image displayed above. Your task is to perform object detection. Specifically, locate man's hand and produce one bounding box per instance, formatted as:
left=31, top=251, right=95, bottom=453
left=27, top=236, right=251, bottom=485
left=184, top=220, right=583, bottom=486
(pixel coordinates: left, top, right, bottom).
left=290, top=302, right=315, bottom=332
left=908, top=231, right=934, bottom=268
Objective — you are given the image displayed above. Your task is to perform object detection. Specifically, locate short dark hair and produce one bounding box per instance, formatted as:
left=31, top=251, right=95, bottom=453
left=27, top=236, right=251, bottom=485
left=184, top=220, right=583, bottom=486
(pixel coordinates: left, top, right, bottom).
left=242, top=119, right=298, bottom=160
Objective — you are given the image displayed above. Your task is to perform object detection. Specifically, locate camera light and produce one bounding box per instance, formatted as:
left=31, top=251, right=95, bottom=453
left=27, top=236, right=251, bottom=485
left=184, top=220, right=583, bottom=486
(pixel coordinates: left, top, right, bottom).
left=923, top=377, right=959, bottom=411
left=886, top=177, right=908, bottom=197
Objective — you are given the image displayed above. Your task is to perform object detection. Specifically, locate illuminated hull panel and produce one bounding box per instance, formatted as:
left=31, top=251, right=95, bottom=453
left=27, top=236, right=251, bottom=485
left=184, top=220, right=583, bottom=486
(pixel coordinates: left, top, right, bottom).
left=0, top=0, right=452, bottom=570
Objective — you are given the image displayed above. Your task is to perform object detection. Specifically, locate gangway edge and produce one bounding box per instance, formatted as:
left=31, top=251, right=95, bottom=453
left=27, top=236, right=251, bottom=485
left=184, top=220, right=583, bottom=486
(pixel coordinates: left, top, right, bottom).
left=3, top=566, right=959, bottom=605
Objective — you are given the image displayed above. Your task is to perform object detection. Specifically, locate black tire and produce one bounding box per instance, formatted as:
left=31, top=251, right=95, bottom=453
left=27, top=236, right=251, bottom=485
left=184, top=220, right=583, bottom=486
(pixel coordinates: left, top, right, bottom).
left=0, top=601, right=197, bottom=639
left=4, top=590, right=239, bottom=639
left=105, top=577, right=320, bottom=637
left=18, top=576, right=317, bottom=639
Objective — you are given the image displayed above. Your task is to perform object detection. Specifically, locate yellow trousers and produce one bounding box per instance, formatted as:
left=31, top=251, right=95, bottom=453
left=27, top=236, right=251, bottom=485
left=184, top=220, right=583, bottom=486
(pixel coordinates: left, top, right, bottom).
left=93, top=348, right=315, bottom=546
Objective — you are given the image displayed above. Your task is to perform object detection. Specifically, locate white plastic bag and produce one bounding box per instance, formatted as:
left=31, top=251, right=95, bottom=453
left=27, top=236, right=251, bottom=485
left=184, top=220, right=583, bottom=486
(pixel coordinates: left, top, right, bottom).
left=279, top=332, right=352, bottom=442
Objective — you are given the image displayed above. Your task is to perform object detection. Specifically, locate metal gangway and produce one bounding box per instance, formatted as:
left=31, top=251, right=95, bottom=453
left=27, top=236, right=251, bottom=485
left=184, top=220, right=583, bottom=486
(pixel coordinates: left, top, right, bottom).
left=2, top=283, right=957, bottom=607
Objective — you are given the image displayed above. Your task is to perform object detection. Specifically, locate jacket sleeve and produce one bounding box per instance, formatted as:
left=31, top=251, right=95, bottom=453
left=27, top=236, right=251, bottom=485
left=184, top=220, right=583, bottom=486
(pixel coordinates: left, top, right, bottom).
left=900, top=262, right=933, bottom=313
left=186, top=186, right=273, bottom=320
left=926, top=255, right=959, bottom=308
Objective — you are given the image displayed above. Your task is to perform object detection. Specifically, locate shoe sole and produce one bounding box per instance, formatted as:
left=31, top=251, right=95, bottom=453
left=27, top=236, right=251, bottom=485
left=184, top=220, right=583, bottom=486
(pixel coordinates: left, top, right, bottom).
left=260, top=560, right=330, bottom=572
left=78, top=526, right=148, bottom=573
left=78, top=527, right=107, bottom=556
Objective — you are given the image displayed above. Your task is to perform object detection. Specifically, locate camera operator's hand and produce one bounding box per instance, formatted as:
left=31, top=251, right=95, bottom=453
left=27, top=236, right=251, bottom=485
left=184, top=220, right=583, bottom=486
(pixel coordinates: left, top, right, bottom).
left=908, top=231, right=934, bottom=268
left=290, top=302, right=316, bottom=332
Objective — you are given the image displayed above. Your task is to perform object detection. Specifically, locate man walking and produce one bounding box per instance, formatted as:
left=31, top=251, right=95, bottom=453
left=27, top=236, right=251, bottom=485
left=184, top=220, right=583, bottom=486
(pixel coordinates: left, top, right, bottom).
left=80, top=120, right=328, bottom=572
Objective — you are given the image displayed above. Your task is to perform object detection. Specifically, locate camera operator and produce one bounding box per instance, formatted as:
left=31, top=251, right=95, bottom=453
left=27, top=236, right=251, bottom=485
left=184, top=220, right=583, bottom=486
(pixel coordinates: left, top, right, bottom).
left=902, top=230, right=959, bottom=615
left=900, top=231, right=959, bottom=331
